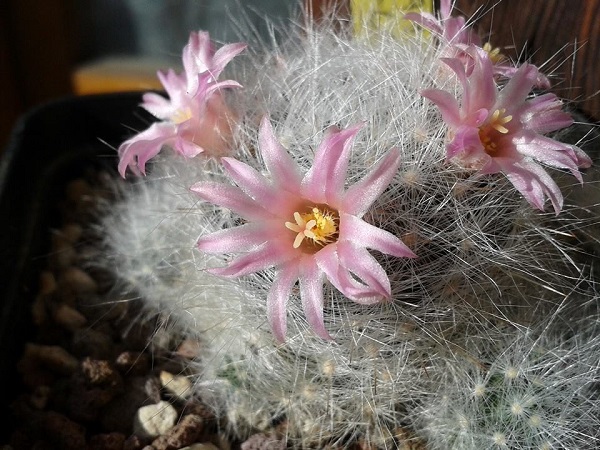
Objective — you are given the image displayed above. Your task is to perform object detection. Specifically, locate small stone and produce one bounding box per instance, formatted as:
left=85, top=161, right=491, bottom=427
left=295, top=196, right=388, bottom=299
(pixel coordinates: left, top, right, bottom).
left=160, top=371, right=192, bottom=400
left=60, top=223, right=83, bottom=243
left=88, top=432, right=126, bottom=450
left=61, top=266, right=98, bottom=295
left=52, top=303, right=87, bottom=331
left=241, top=433, right=286, bottom=450
left=151, top=414, right=204, bottom=450
left=51, top=233, right=77, bottom=269
left=71, top=328, right=115, bottom=360
left=180, top=444, right=220, bottom=450
left=101, top=376, right=158, bottom=434
left=29, top=386, right=51, bottom=410
left=20, top=343, right=79, bottom=376
left=176, top=339, right=202, bottom=359
left=115, top=351, right=150, bottom=376
left=39, top=271, right=57, bottom=295
left=81, top=357, right=123, bottom=389
left=133, top=401, right=178, bottom=439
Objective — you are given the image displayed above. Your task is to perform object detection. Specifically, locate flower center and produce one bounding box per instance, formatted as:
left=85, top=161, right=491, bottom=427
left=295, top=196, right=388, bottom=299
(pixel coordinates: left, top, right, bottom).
left=171, top=107, right=194, bottom=124
left=285, top=206, right=339, bottom=251
left=478, top=108, right=513, bottom=156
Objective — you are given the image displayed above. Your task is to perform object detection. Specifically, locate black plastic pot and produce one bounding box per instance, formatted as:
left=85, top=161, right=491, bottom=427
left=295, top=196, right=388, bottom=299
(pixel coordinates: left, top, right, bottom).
left=0, top=93, right=148, bottom=439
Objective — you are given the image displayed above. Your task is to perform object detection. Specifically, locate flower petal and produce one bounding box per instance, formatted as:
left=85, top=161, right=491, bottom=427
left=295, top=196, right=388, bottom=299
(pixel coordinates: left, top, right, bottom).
left=197, top=222, right=273, bottom=253
left=209, top=241, right=295, bottom=277
left=337, top=241, right=391, bottom=300
left=299, top=259, right=331, bottom=340
left=340, top=214, right=417, bottom=258
left=315, top=245, right=383, bottom=302
left=221, top=157, right=299, bottom=214
left=117, top=122, right=177, bottom=177
left=301, top=123, right=363, bottom=205
left=190, top=181, right=274, bottom=221
left=501, top=159, right=564, bottom=214
left=342, top=148, right=401, bottom=216
left=258, top=117, right=302, bottom=190
left=267, top=263, right=299, bottom=343
left=421, top=88, right=462, bottom=128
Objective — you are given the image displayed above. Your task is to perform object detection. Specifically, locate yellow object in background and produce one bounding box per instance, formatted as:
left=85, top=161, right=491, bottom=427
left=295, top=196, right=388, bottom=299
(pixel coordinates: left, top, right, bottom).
left=351, top=0, right=433, bottom=36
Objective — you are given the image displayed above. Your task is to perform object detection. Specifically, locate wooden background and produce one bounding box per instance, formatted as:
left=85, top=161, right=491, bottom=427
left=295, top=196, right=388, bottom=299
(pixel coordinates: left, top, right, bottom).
left=2, top=0, right=599, bottom=150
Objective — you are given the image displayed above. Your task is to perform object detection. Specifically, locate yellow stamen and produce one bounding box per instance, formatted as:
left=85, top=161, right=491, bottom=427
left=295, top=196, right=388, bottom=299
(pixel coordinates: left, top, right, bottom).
left=478, top=109, right=513, bottom=156
left=285, top=206, right=338, bottom=250
left=482, top=42, right=505, bottom=65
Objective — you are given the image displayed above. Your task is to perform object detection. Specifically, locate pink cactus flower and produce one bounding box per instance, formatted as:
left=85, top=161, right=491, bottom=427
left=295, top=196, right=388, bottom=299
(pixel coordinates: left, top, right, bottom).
left=117, top=31, right=246, bottom=177
left=405, top=0, right=550, bottom=88
left=421, top=46, right=592, bottom=214
left=191, top=118, right=417, bottom=341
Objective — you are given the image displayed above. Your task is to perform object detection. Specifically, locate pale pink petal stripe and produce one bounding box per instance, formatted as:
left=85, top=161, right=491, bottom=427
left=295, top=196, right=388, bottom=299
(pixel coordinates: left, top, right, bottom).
left=299, top=260, right=331, bottom=340
left=502, top=160, right=563, bottom=214
left=190, top=182, right=275, bottom=221
left=315, top=245, right=382, bottom=301
left=118, top=122, right=177, bottom=177
left=342, top=148, right=401, bottom=216
left=267, top=263, right=299, bottom=343
left=340, top=214, right=418, bottom=258
left=221, top=157, right=299, bottom=213
left=337, top=241, right=391, bottom=299
left=301, top=124, right=363, bottom=204
left=209, top=241, right=294, bottom=277
left=258, top=117, right=302, bottom=190
left=197, top=222, right=273, bottom=253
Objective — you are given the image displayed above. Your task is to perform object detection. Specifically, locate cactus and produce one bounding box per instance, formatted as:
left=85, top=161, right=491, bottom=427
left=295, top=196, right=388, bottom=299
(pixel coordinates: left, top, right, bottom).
left=98, top=3, right=600, bottom=448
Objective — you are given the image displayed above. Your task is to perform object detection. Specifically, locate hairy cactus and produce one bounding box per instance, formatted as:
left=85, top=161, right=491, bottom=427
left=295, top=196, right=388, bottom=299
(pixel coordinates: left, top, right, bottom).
left=98, top=2, right=599, bottom=448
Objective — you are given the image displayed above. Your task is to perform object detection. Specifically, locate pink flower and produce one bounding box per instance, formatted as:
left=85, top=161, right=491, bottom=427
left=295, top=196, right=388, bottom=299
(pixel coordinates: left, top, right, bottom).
left=405, top=0, right=550, bottom=88
left=181, top=31, right=247, bottom=94
left=404, top=0, right=480, bottom=47
left=191, top=118, right=416, bottom=341
left=421, top=47, right=592, bottom=214
left=117, top=31, right=246, bottom=177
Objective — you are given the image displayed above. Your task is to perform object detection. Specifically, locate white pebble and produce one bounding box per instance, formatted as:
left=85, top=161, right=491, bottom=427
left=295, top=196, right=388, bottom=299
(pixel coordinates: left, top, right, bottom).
left=160, top=370, right=192, bottom=400
left=133, top=400, right=178, bottom=438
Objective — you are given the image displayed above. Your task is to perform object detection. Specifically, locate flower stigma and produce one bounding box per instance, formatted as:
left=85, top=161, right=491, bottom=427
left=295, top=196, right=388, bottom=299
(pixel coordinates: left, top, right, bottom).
left=478, top=108, right=513, bottom=156
left=285, top=206, right=339, bottom=251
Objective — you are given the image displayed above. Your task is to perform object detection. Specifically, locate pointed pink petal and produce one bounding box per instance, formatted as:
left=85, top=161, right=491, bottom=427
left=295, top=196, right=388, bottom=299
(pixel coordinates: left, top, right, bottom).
left=465, top=48, right=496, bottom=113
left=501, top=159, right=563, bottom=214
left=342, top=148, right=401, bottom=216
left=403, top=12, right=443, bottom=34
left=141, top=92, right=175, bottom=120
left=267, top=263, right=299, bottom=343
left=212, top=42, right=247, bottom=77
left=301, top=123, right=363, bottom=205
left=513, top=131, right=589, bottom=181
left=447, top=126, right=486, bottom=160
left=337, top=241, right=391, bottom=300
left=299, top=259, right=331, bottom=340
left=190, top=181, right=275, bottom=221
left=209, top=241, right=295, bottom=277
left=258, top=117, right=302, bottom=190
left=174, top=136, right=204, bottom=158
left=117, top=122, right=177, bottom=177
left=497, top=63, right=538, bottom=111
left=197, top=222, right=273, bottom=253
left=221, top=157, right=299, bottom=214
left=420, top=89, right=462, bottom=128
left=520, top=93, right=572, bottom=134
left=315, top=245, right=383, bottom=301
left=340, top=214, right=417, bottom=258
